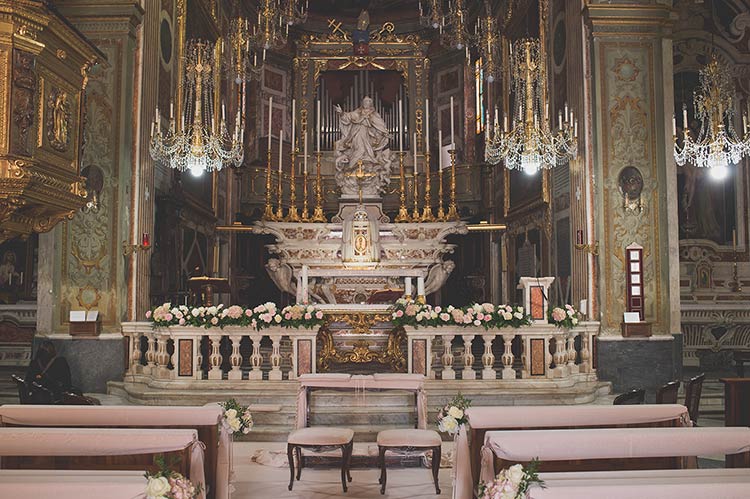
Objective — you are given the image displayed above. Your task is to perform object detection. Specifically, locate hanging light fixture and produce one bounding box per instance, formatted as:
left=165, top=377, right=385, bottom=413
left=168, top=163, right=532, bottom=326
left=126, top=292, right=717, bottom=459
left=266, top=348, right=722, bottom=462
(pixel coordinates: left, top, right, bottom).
left=673, top=55, right=748, bottom=179
left=484, top=38, right=577, bottom=173
left=441, top=0, right=470, bottom=51
left=474, top=12, right=500, bottom=82
left=150, top=39, right=244, bottom=177
left=250, top=0, right=287, bottom=50
left=281, top=0, right=308, bottom=26
left=419, top=0, right=444, bottom=30
left=225, top=18, right=263, bottom=84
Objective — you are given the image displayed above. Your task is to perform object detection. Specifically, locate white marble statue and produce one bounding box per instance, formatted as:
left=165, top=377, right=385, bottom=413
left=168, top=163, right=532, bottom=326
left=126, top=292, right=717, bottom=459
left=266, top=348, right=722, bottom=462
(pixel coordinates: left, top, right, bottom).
left=424, top=260, right=455, bottom=296
left=334, top=96, right=393, bottom=198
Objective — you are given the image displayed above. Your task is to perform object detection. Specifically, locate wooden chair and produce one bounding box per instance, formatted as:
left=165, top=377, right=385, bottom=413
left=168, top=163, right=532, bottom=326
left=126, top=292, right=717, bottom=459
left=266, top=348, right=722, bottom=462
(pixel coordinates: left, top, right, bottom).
left=684, top=373, right=705, bottom=426
left=656, top=381, right=681, bottom=404
left=613, top=389, right=645, bottom=405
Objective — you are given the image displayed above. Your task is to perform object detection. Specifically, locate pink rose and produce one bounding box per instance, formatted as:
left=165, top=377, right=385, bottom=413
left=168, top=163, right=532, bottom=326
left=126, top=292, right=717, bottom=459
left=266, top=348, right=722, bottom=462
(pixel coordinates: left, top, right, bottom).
left=245, top=309, right=253, bottom=317
left=476, top=312, right=485, bottom=321
left=165, top=313, right=173, bottom=321
left=284, top=312, right=292, bottom=320
left=304, top=313, right=312, bottom=320
left=395, top=310, right=404, bottom=317
left=552, top=308, right=566, bottom=322
left=179, top=318, right=186, bottom=325
left=315, top=311, right=324, bottom=319
left=145, top=310, right=152, bottom=319
left=211, top=317, right=219, bottom=325
left=483, top=315, right=491, bottom=321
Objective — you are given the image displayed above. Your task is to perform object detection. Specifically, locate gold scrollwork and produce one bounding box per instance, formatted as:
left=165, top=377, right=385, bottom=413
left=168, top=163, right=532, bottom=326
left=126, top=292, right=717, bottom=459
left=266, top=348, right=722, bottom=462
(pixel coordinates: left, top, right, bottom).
left=325, top=312, right=393, bottom=335
left=317, top=327, right=406, bottom=373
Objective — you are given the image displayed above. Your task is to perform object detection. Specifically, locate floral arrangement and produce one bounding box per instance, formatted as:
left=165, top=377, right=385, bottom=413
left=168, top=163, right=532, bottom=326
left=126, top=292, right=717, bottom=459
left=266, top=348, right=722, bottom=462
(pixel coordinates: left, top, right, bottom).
left=549, top=304, right=580, bottom=329
left=220, top=398, right=253, bottom=436
left=144, top=456, right=202, bottom=499
left=390, top=299, right=532, bottom=329
left=477, top=460, right=544, bottom=499
left=145, top=302, right=325, bottom=330
left=436, top=393, right=471, bottom=435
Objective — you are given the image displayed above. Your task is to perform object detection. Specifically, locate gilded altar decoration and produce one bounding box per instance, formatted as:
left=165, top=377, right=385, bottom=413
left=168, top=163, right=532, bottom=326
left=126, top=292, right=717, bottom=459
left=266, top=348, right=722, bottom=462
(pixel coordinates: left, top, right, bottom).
left=0, top=1, right=101, bottom=242
left=317, top=327, right=406, bottom=373
left=47, top=88, right=70, bottom=152
left=325, top=312, right=393, bottom=335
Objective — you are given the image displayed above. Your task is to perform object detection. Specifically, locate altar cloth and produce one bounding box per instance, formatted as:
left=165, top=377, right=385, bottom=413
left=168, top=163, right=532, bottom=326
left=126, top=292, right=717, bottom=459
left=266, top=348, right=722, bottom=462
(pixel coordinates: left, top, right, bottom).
left=296, top=373, right=427, bottom=429
left=0, top=469, right=148, bottom=498
left=0, top=427, right=206, bottom=499
left=479, top=426, right=750, bottom=483
left=453, top=404, right=690, bottom=499
left=533, top=469, right=750, bottom=499
left=1, top=404, right=225, bottom=499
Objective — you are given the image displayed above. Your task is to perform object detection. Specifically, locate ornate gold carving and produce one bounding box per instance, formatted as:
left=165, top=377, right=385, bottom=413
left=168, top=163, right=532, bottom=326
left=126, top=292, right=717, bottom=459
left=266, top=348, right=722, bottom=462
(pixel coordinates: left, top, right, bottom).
left=47, top=88, right=70, bottom=152
left=11, top=50, right=35, bottom=155
left=317, top=327, right=406, bottom=372
left=56, top=49, right=67, bottom=60
left=326, top=312, right=393, bottom=335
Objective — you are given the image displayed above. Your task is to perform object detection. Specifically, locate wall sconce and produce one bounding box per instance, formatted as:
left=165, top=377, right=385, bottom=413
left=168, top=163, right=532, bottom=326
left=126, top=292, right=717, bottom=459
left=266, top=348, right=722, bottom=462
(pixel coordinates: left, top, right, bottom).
left=122, top=233, right=152, bottom=256
left=574, top=230, right=599, bottom=255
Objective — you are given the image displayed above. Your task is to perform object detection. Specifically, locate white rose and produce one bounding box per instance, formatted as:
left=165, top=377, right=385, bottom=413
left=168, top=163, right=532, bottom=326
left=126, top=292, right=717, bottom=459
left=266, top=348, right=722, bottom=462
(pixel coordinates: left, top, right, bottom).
left=516, top=306, right=524, bottom=313
left=145, top=476, right=171, bottom=498
left=208, top=306, right=218, bottom=315
left=447, top=406, right=464, bottom=420
left=503, top=312, right=513, bottom=320
left=225, top=408, right=237, bottom=419
left=507, top=463, right=525, bottom=485
left=438, top=415, right=459, bottom=434
left=228, top=417, right=241, bottom=432
left=514, top=312, right=523, bottom=319
left=572, top=317, right=579, bottom=325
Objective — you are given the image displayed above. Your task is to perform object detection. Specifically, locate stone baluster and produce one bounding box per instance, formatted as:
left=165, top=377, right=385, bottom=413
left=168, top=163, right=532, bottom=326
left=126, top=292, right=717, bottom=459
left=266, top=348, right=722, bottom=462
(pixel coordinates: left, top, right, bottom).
left=269, top=332, right=283, bottom=380
left=129, top=332, right=143, bottom=373
left=145, top=332, right=156, bottom=370
left=461, top=334, right=475, bottom=380
left=196, top=336, right=204, bottom=378
left=566, top=331, right=579, bottom=374
left=501, top=333, right=516, bottom=379
left=579, top=331, right=592, bottom=373
left=551, top=333, right=567, bottom=377
left=154, top=332, right=170, bottom=377
left=520, top=337, right=530, bottom=378
left=481, top=333, right=496, bottom=380
left=248, top=333, right=264, bottom=380
left=441, top=334, right=456, bottom=380
left=207, top=334, right=223, bottom=380
left=228, top=334, right=243, bottom=380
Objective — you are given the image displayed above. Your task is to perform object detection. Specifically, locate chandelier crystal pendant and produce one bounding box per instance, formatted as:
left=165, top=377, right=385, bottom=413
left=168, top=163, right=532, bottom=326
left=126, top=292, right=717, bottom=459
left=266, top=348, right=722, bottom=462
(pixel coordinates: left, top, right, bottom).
left=150, top=39, right=244, bottom=177
left=673, top=55, right=749, bottom=181
left=281, top=0, right=308, bottom=27
left=225, top=18, right=263, bottom=84
left=485, top=38, right=577, bottom=174
left=418, top=0, right=444, bottom=30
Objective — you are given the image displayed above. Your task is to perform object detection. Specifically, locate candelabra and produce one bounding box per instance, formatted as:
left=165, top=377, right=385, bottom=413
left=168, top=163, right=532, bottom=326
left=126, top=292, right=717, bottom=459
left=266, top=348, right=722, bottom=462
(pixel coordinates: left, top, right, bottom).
left=312, top=152, right=326, bottom=222
left=150, top=39, right=244, bottom=177
left=281, top=0, right=308, bottom=26
left=674, top=55, right=750, bottom=181
left=418, top=0, right=444, bottom=29
left=301, top=168, right=310, bottom=221
left=250, top=0, right=288, bottom=50
left=475, top=12, right=500, bottom=82
left=447, top=148, right=459, bottom=220
left=437, top=165, right=445, bottom=221
left=441, top=0, right=470, bottom=51
left=412, top=171, right=420, bottom=222
left=275, top=164, right=284, bottom=221
left=421, top=152, right=435, bottom=221
left=225, top=18, right=262, bottom=84
left=263, top=146, right=275, bottom=220
left=285, top=140, right=300, bottom=222
left=395, top=152, right=410, bottom=222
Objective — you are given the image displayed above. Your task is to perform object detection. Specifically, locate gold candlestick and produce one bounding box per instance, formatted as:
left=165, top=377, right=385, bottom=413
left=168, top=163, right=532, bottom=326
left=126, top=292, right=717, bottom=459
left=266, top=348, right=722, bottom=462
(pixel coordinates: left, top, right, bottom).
left=301, top=170, right=310, bottom=221
left=447, top=148, right=459, bottom=220
left=395, top=152, right=409, bottom=222
left=263, top=147, right=276, bottom=220
left=312, top=151, right=326, bottom=222
left=275, top=168, right=284, bottom=221
left=285, top=140, right=300, bottom=222
left=421, top=151, right=435, bottom=221
left=411, top=170, right=420, bottom=221
left=436, top=165, right=446, bottom=221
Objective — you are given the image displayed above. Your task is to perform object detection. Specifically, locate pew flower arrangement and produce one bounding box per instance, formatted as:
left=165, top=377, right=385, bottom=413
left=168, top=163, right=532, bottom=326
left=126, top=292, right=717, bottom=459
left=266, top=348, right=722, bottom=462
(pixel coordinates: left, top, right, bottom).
left=145, top=456, right=202, bottom=499
left=477, top=460, right=544, bottom=499
left=436, top=393, right=471, bottom=435
left=145, top=302, right=325, bottom=330
left=390, top=299, right=531, bottom=329
left=549, top=304, right=580, bottom=329
left=220, top=398, right=253, bottom=436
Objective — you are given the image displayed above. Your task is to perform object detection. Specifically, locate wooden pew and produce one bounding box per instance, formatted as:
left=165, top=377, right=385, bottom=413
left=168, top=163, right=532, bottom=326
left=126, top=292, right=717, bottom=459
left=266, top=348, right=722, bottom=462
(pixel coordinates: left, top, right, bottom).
left=454, top=404, right=690, bottom=499
left=0, top=404, right=227, bottom=499
left=0, top=470, right=147, bottom=498
left=0, top=427, right=206, bottom=499
left=479, top=427, right=750, bottom=481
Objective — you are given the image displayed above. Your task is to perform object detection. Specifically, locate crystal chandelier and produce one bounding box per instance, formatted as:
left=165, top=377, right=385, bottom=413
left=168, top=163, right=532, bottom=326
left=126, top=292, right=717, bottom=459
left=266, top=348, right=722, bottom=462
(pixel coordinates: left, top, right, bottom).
left=225, top=18, right=262, bottom=84
left=281, top=0, right=308, bottom=26
left=674, top=55, right=748, bottom=181
left=475, top=13, right=500, bottom=82
left=251, top=0, right=288, bottom=50
left=484, top=38, right=577, bottom=173
left=441, top=0, right=470, bottom=50
left=418, top=0, right=444, bottom=29
left=150, top=39, right=244, bottom=177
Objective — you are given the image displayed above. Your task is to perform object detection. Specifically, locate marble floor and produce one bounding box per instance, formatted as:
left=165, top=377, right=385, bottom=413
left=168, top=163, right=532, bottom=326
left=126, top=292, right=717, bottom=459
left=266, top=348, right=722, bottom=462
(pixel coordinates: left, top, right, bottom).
left=232, top=442, right=453, bottom=499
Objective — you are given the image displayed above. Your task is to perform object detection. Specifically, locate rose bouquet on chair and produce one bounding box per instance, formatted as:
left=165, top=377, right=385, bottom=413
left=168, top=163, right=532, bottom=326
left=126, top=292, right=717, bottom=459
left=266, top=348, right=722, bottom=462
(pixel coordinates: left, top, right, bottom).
left=477, top=460, right=544, bottom=499
left=144, top=455, right=202, bottom=499
left=220, top=398, right=253, bottom=436
left=549, top=304, right=580, bottom=329
left=436, top=393, right=471, bottom=435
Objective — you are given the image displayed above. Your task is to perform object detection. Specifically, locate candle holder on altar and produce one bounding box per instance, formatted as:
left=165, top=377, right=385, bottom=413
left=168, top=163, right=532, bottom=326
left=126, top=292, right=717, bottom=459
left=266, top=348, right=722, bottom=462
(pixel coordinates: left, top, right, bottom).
left=447, top=148, right=459, bottom=221
left=311, top=151, right=326, bottom=222
left=263, top=147, right=276, bottom=220
left=395, top=152, right=410, bottom=222
left=436, top=164, right=446, bottom=221
left=301, top=169, right=310, bottom=221
left=411, top=171, right=420, bottom=221
left=285, top=140, right=300, bottom=222
left=275, top=168, right=284, bottom=220
left=421, top=152, right=435, bottom=221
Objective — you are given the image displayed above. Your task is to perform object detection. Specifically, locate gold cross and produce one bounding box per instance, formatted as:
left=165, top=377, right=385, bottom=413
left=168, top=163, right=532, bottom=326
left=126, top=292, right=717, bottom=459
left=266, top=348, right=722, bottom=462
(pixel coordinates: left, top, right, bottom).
left=345, top=160, right=376, bottom=205
left=327, top=19, right=347, bottom=39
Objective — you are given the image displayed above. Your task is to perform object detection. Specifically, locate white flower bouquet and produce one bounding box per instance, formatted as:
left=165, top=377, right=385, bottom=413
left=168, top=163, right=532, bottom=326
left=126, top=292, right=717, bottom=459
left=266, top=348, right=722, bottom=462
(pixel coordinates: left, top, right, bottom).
left=549, top=304, right=580, bottom=329
left=220, top=398, right=253, bottom=436
left=477, top=460, right=544, bottom=499
left=436, top=393, right=471, bottom=435
left=145, top=456, right=202, bottom=499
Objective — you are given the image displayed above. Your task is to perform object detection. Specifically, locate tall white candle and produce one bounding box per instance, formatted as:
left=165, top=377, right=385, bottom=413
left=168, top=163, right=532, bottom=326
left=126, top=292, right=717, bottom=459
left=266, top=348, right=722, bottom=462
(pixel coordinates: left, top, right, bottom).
left=417, top=276, right=425, bottom=297
left=291, top=99, right=296, bottom=149
left=450, top=96, right=455, bottom=146
left=672, top=115, right=677, bottom=136
left=425, top=99, right=430, bottom=150
left=301, top=265, right=309, bottom=303
left=413, top=132, right=418, bottom=174
left=303, top=132, right=308, bottom=174
left=316, top=100, right=321, bottom=152
left=683, top=107, right=688, bottom=128
left=438, top=130, right=443, bottom=170
left=398, top=99, right=404, bottom=152
left=267, top=96, right=273, bottom=150
left=405, top=277, right=412, bottom=297
left=278, top=129, right=284, bottom=173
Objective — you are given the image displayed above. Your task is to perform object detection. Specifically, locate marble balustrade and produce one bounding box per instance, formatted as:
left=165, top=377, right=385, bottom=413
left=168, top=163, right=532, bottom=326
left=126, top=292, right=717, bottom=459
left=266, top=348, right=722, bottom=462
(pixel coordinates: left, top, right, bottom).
left=120, top=321, right=598, bottom=382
